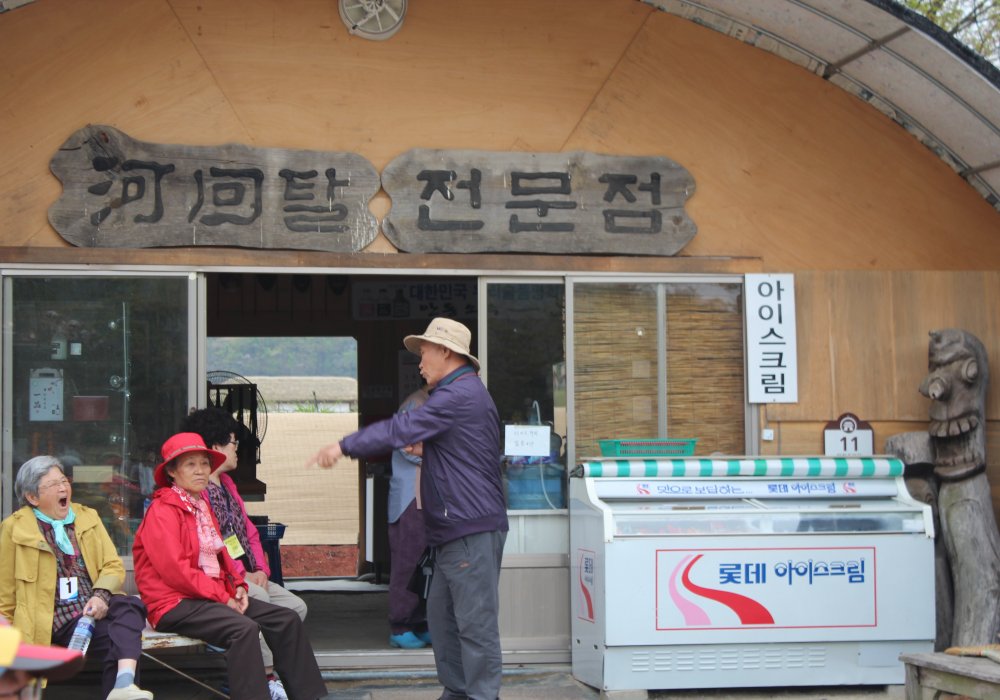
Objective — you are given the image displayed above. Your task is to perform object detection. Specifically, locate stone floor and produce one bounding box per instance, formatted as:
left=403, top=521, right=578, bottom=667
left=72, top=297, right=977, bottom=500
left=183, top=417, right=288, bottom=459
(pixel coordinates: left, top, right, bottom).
left=41, top=588, right=908, bottom=700
left=44, top=667, right=906, bottom=700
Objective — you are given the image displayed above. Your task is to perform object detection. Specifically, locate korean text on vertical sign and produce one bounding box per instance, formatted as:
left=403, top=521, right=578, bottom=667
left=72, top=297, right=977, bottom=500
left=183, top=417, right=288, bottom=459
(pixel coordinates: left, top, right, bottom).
left=744, top=274, right=798, bottom=403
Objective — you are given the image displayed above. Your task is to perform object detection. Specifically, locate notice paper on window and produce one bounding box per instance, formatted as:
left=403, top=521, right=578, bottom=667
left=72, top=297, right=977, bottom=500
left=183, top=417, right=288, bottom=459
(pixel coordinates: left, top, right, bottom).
left=29, top=368, right=64, bottom=421
left=504, top=424, right=551, bottom=457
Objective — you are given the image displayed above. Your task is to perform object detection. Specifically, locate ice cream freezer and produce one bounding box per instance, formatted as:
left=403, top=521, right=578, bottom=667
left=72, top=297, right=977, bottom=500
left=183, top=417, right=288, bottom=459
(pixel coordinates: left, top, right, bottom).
left=569, top=456, right=935, bottom=693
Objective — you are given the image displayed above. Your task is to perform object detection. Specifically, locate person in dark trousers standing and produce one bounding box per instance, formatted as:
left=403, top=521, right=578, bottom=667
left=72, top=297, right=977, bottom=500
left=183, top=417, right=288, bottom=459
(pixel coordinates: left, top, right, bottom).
left=308, top=318, right=508, bottom=700
left=386, top=385, right=430, bottom=650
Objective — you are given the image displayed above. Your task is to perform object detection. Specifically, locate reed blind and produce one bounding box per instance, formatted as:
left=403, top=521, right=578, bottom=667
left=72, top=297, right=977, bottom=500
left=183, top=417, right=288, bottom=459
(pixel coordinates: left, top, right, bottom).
left=664, top=284, right=745, bottom=455
left=573, top=282, right=745, bottom=458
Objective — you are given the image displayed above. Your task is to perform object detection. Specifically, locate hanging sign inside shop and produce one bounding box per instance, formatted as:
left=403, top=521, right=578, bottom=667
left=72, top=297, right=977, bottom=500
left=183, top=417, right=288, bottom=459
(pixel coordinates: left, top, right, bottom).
left=745, top=273, right=798, bottom=403
left=350, top=279, right=476, bottom=320
left=381, top=149, right=697, bottom=256
left=48, top=125, right=381, bottom=251
left=823, top=413, right=875, bottom=456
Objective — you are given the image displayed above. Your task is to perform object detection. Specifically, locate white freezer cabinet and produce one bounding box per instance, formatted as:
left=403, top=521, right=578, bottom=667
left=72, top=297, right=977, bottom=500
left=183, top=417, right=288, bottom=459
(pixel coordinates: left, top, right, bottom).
left=569, top=456, right=935, bottom=693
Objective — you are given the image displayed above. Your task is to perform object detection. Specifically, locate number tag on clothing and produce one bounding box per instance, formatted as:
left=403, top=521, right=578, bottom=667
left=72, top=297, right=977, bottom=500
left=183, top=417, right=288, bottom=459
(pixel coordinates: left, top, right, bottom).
left=58, top=576, right=79, bottom=601
left=223, top=533, right=246, bottom=560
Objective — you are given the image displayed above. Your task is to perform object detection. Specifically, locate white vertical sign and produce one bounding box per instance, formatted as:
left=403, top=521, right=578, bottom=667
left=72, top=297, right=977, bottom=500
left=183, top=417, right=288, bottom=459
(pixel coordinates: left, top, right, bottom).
left=745, top=274, right=798, bottom=403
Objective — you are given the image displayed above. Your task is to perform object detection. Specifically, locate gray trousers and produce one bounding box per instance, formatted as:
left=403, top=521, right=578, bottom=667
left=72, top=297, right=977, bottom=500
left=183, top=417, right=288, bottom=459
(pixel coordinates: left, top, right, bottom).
left=427, top=529, right=506, bottom=700
left=246, top=578, right=309, bottom=668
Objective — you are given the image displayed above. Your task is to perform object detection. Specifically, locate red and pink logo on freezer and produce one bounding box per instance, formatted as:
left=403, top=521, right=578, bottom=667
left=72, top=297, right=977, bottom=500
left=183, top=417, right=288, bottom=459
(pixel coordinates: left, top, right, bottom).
left=656, top=547, right=876, bottom=630
left=577, top=549, right=597, bottom=623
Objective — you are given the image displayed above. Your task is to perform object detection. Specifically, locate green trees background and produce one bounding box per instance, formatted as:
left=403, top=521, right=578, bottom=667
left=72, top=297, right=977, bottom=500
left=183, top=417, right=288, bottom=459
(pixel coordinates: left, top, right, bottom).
left=903, top=0, right=1000, bottom=67
left=208, top=337, right=357, bottom=377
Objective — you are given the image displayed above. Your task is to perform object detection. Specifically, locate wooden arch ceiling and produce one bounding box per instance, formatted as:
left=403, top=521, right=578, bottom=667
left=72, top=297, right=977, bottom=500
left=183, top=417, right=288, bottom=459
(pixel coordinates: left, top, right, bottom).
left=0, top=0, right=1000, bottom=269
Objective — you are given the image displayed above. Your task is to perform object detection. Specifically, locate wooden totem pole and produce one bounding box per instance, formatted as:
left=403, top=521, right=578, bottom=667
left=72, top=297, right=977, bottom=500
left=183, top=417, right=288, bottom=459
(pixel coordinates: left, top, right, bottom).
left=886, top=329, right=1000, bottom=649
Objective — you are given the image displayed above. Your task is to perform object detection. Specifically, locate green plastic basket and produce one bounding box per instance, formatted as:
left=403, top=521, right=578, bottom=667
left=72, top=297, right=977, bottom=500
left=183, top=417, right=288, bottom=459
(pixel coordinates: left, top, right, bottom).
left=598, top=438, right=697, bottom=457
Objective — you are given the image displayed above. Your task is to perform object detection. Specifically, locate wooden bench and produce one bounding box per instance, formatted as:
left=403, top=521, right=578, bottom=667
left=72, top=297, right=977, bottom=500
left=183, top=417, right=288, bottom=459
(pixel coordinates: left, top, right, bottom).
left=900, top=651, right=1000, bottom=699
left=141, top=625, right=229, bottom=699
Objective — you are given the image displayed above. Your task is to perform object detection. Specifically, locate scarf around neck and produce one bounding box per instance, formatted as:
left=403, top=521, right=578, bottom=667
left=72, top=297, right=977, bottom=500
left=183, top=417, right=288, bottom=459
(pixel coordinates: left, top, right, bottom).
left=171, top=485, right=224, bottom=578
left=33, top=507, right=76, bottom=556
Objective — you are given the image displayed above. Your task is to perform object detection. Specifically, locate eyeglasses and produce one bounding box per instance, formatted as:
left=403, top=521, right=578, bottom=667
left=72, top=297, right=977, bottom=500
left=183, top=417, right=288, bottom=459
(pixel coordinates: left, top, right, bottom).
left=228, top=439, right=239, bottom=448
left=37, top=477, right=70, bottom=491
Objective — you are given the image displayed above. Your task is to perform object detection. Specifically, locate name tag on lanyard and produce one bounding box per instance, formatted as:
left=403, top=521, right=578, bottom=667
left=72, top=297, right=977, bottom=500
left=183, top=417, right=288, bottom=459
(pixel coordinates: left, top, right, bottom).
left=58, top=576, right=79, bottom=601
left=223, top=533, right=246, bottom=560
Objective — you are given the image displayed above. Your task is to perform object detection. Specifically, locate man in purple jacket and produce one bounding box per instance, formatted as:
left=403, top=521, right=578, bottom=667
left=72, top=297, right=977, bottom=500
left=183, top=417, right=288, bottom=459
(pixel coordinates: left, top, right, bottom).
left=309, top=318, right=508, bottom=700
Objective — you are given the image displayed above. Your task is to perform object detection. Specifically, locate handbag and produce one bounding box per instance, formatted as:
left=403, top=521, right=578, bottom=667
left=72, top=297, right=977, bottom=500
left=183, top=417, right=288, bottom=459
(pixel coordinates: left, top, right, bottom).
left=407, top=547, right=434, bottom=599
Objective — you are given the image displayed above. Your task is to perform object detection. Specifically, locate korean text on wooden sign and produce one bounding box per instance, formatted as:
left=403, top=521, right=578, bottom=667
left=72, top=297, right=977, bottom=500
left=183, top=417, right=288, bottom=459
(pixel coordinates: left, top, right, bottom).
left=381, top=149, right=696, bottom=256
left=48, top=127, right=698, bottom=257
left=744, top=274, right=798, bottom=403
left=48, top=125, right=380, bottom=252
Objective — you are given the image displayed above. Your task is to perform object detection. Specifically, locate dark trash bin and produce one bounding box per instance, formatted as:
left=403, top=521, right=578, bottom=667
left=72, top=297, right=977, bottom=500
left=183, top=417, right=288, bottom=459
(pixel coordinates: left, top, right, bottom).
left=254, top=520, right=287, bottom=587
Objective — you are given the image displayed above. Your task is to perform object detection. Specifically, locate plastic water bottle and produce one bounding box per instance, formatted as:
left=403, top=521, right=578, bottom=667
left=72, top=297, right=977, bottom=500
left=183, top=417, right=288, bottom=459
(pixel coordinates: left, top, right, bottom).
left=66, top=614, right=95, bottom=655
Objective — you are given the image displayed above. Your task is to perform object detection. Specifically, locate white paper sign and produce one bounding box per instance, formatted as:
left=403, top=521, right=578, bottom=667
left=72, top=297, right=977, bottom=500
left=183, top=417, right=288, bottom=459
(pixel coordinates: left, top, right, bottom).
left=504, top=424, right=551, bottom=457
left=745, top=274, right=798, bottom=403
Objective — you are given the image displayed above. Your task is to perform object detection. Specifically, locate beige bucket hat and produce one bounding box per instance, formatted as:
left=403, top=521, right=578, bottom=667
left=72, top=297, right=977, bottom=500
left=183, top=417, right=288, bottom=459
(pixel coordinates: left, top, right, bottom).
left=404, top=317, right=480, bottom=370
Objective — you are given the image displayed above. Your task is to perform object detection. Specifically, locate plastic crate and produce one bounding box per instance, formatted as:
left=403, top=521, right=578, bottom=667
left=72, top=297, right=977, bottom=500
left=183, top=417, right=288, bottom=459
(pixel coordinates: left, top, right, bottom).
left=598, top=438, right=697, bottom=457
left=255, top=522, right=286, bottom=540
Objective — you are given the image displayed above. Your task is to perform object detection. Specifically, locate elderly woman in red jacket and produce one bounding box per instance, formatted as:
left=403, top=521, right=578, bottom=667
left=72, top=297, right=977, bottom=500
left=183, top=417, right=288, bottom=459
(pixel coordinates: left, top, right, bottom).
left=132, top=433, right=328, bottom=700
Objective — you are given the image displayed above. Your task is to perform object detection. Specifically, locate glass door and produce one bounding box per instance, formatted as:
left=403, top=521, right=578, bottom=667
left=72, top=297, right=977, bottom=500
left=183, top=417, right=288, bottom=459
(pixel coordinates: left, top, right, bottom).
left=481, top=279, right=567, bottom=516
left=2, top=272, right=200, bottom=556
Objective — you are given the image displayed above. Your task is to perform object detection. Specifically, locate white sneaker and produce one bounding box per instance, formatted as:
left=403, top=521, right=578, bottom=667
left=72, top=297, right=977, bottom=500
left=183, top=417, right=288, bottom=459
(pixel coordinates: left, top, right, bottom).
left=268, top=678, right=288, bottom=700
left=106, top=684, right=154, bottom=700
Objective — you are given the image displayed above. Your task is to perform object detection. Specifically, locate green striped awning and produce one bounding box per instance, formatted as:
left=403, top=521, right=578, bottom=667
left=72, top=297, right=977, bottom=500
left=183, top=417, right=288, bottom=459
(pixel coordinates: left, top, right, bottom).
left=574, top=456, right=903, bottom=479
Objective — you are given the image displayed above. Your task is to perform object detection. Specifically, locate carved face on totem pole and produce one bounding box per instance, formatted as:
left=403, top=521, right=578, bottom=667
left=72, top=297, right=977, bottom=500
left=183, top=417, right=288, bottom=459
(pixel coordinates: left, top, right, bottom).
left=920, top=329, right=989, bottom=478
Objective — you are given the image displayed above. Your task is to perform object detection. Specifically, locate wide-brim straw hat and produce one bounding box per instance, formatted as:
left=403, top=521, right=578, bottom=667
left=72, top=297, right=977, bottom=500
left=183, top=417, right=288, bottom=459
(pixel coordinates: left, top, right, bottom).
left=404, top=317, right=480, bottom=370
left=154, top=432, right=227, bottom=488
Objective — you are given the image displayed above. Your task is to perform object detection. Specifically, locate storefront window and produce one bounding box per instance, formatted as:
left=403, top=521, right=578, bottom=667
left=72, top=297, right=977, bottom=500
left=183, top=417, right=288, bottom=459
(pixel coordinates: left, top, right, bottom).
left=4, top=275, right=191, bottom=555
left=485, top=282, right=566, bottom=512
left=572, top=280, right=745, bottom=459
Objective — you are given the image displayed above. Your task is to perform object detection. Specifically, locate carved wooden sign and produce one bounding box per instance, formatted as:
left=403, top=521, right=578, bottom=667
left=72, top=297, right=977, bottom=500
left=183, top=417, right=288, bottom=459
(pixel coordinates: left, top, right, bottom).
left=48, top=128, right=698, bottom=256
left=381, top=149, right=696, bottom=256
left=48, top=125, right=380, bottom=251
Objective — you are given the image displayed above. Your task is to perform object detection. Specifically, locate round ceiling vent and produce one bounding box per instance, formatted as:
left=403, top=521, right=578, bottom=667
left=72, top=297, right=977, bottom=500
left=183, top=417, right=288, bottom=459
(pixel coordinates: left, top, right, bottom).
left=338, top=0, right=407, bottom=41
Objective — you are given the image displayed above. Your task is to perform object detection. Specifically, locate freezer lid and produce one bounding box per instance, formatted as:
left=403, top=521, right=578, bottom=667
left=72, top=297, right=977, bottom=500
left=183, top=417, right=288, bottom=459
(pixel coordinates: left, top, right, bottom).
left=573, top=456, right=903, bottom=479
left=590, top=477, right=901, bottom=500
